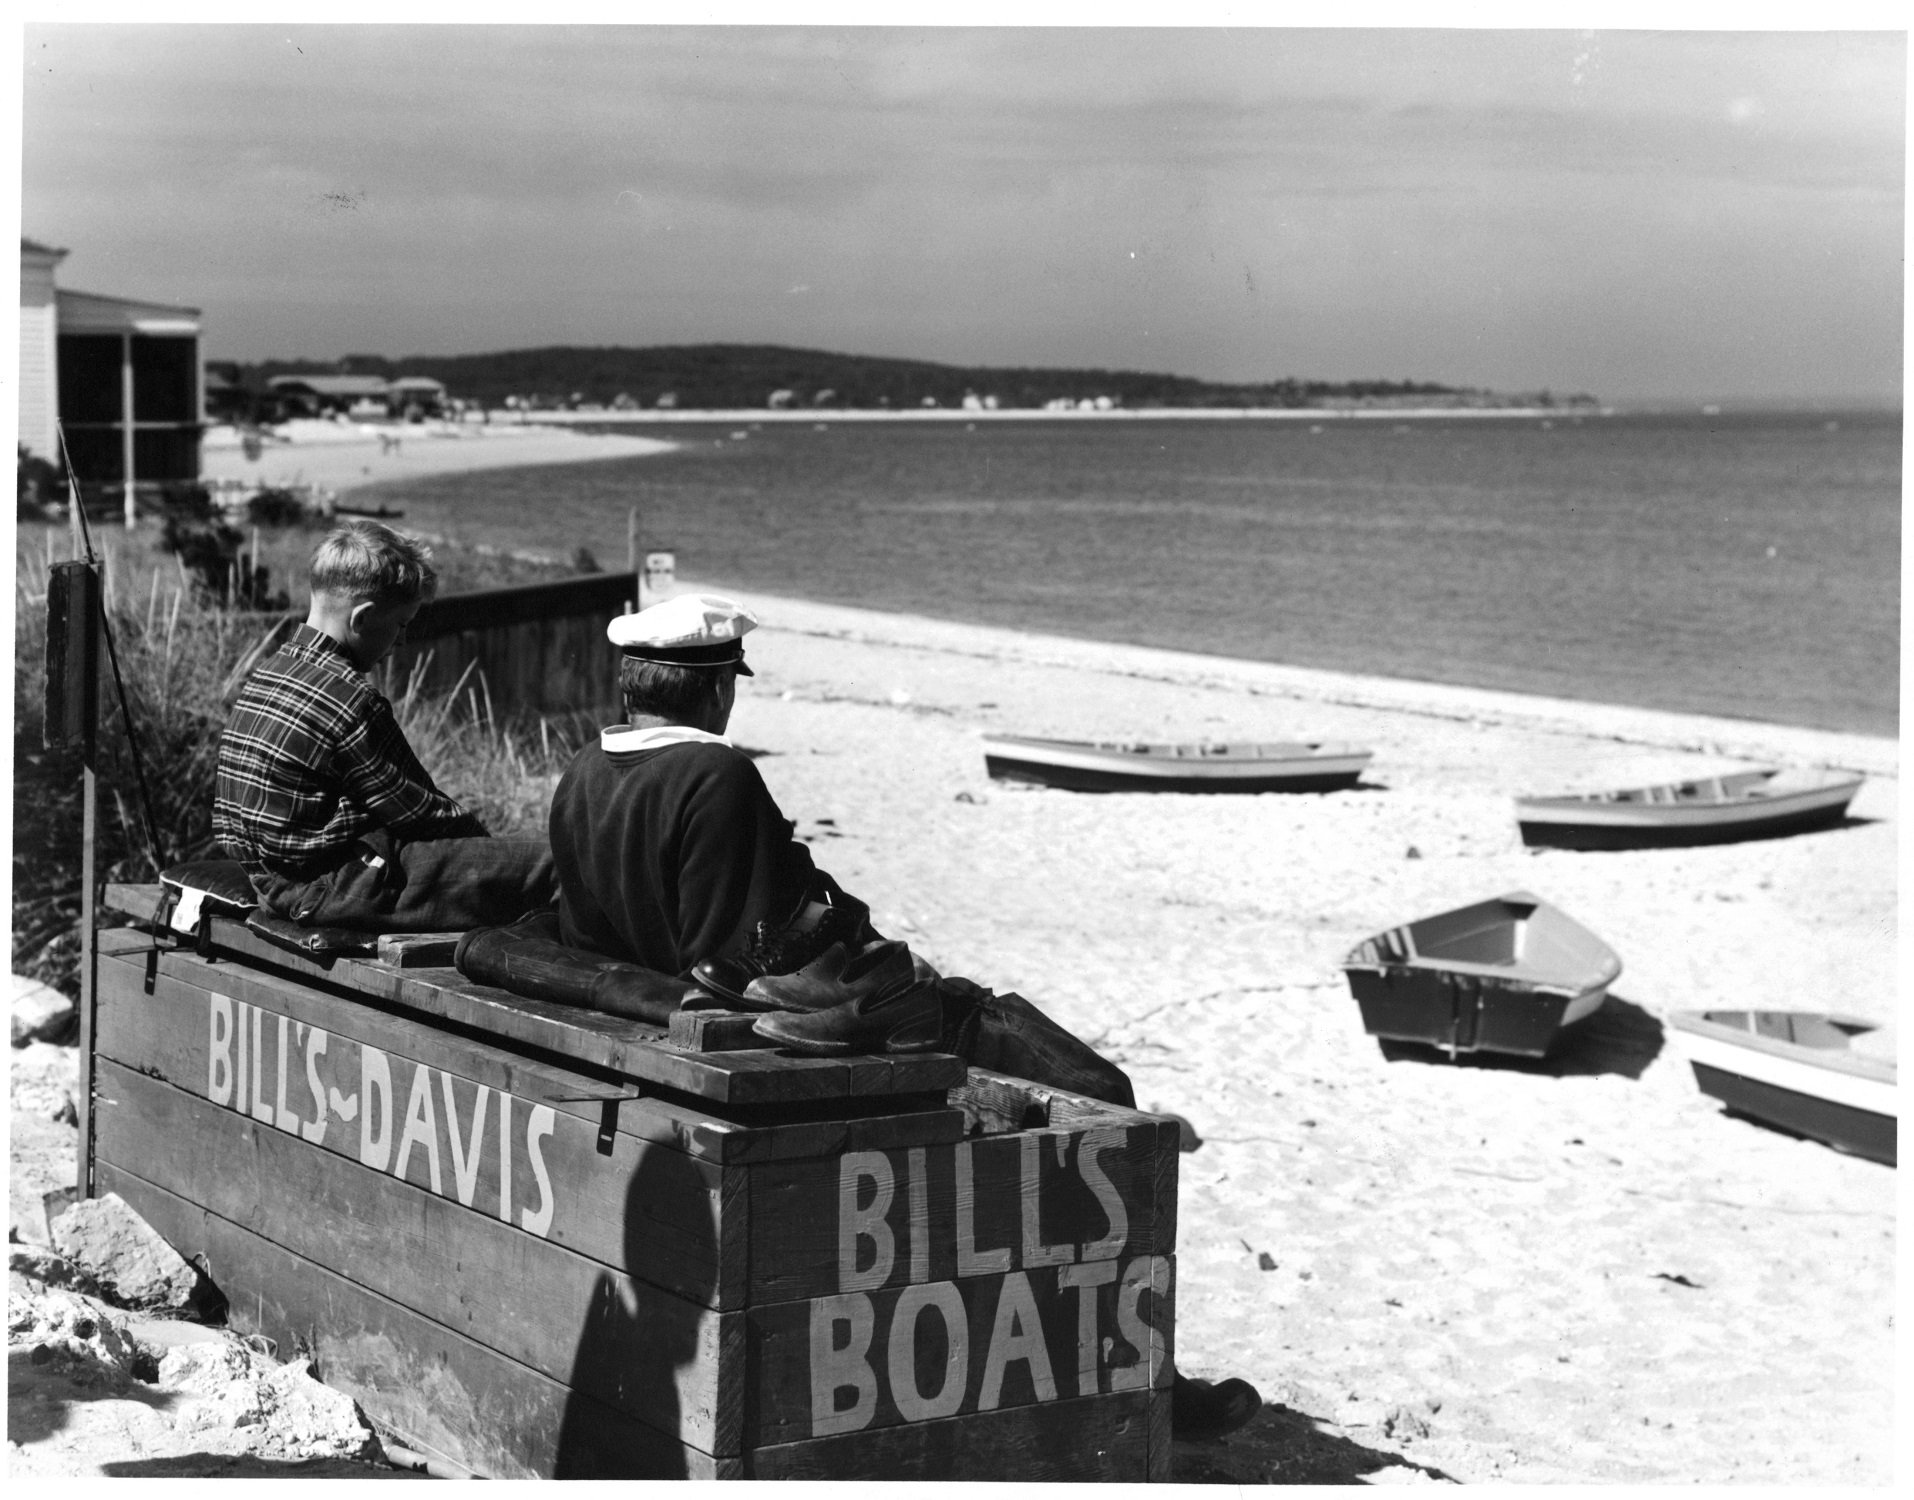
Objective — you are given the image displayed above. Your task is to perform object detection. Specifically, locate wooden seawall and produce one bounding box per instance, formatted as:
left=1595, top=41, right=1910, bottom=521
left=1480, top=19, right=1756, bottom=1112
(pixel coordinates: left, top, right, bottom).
left=387, top=572, right=635, bottom=722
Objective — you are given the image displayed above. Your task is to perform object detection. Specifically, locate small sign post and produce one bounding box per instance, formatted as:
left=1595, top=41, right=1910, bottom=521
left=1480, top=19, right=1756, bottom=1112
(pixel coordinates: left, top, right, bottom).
left=643, top=550, right=676, bottom=604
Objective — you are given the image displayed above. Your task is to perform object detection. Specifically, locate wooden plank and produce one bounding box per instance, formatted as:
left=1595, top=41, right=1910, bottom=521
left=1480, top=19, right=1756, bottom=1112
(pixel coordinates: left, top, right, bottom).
left=98, top=943, right=964, bottom=1166
left=94, top=1059, right=746, bottom=1452
left=1147, top=1379, right=1173, bottom=1481
left=746, top=1256, right=1174, bottom=1450
left=746, top=1123, right=1175, bottom=1304
left=955, top=1068, right=1182, bottom=1254
left=746, top=1386, right=1156, bottom=1481
left=97, top=1163, right=738, bottom=1479
left=102, top=887, right=968, bottom=1104
left=400, top=570, right=635, bottom=639
left=375, top=933, right=462, bottom=968
left=667, top=1006, right=774, bottom=1051
left=95, top=952, right=750, bottom=1311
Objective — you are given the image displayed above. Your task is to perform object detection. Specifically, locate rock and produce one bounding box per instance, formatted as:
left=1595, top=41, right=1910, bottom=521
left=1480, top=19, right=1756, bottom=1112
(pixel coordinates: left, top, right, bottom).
left=7, top=1285, right=155, bottom=1386
left=1383, top=1403, right=1432, bottom=1441
left=12, top=975, right=75, bottom=1047
left=50, top=1191, right=206, bottom=1315
left=9, top=1244, right=85, bottom=1298
left=257, top=1359, right=385, bottom=1461
left=10, top=1041, right=80, bottom=1121
left=162, top=1345, right=383, bottom=1461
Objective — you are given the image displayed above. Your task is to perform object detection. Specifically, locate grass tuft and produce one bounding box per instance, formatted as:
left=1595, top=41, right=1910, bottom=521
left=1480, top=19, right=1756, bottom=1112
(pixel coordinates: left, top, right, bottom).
left=12, top=522, right=580, bottom=996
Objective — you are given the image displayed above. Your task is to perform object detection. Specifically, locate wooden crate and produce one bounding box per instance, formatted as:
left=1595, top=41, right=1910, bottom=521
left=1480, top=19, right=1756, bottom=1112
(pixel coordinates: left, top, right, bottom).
left=91, top=899, right=1177, bottom=1479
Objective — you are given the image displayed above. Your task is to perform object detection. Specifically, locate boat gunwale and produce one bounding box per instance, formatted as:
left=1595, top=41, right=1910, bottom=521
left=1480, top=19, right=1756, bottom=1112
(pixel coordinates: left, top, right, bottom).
left=981, top=732, right=1373, bottom=767
left=1340, top=890, right=1622, bottom=995
left=1338, top=952, right=1615, bottom=997
left=1515, top=770, right=1864, bottom=825
left=1666, top=1009, right=1897, bottom=1087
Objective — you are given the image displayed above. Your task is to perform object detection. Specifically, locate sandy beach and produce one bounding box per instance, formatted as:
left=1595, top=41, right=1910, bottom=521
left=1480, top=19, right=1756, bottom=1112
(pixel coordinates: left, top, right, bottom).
left=684, top=586, right=1897, bottom=1485
left=198, top=419, right=677, bottom=498
left=12, top=433, right=1895, bottom=1483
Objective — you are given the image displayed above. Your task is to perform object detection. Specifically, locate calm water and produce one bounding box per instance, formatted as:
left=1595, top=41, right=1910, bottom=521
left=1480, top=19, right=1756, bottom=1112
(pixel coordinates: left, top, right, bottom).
left=376, top=411, right=1900, bottom=737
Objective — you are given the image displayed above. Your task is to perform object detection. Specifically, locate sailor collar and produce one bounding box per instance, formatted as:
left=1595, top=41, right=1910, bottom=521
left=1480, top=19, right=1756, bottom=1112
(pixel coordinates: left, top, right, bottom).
left=601, top=724, right=734, bottom=754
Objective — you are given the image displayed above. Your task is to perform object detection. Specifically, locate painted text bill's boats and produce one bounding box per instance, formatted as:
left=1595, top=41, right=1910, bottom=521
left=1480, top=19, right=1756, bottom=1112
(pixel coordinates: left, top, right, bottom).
left=981, top=734, right=1372, bottom=793
left=1666, top=1009, right=1896, bottom=1165
left=1515, top=768, right=1864, bottom=850
left=1340, top=891, right=1622, bottom=1058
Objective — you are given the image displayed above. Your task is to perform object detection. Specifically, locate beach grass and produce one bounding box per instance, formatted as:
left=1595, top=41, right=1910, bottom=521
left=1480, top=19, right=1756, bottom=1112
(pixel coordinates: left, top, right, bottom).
left=10, top=521, right=578, bottom=996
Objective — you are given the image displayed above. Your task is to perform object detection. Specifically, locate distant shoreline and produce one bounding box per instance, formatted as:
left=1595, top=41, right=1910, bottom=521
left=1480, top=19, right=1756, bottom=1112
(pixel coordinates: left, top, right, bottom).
left=539, top=405, right=1608, bottom=425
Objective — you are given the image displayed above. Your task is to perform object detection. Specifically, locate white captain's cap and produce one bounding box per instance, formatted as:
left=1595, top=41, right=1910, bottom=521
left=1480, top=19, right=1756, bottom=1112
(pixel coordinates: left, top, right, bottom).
left=608, top=593, right=758, bottom=675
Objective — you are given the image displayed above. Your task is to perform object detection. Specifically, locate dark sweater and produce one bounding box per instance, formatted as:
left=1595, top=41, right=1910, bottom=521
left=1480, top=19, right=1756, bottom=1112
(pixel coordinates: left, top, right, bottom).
left=548, top=736, right=819, bottom=976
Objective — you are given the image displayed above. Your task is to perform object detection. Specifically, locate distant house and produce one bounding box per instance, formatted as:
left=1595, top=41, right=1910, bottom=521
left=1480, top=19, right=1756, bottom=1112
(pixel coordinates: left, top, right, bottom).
left=386, top=375, right=447, bottom=418
left=267, top=373, right=392, bottom=417
left=202, top=364, right=249, bottom=424
left=18, top=236, right=204, bottom=498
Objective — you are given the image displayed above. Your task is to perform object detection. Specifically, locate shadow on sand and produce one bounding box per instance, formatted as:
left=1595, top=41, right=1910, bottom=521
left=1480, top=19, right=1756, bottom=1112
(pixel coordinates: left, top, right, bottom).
left=1374, top=994, right=1665, bottom=1081
left=101, top=1454, right=420, bottom=1479
left=1171, top=1401, right=1458, bottom=1484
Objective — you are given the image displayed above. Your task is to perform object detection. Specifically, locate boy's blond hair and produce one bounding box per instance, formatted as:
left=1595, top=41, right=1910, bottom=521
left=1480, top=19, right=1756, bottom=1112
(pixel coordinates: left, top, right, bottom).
left=309, top=521, right=438, bottom=604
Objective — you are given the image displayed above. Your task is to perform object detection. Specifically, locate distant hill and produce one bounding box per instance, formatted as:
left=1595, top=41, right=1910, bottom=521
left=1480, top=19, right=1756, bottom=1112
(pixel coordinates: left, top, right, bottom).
left=228, top=343, right=1593, bottom=413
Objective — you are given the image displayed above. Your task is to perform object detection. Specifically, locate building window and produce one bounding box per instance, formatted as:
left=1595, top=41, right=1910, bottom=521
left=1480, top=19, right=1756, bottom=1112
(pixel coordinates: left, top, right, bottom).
left=134, top=336, right=198, bottom=423
left=57, top=334, right=123, bottom=423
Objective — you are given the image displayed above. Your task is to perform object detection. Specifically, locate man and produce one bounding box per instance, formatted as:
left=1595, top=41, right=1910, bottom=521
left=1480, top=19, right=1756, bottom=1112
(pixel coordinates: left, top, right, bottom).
left=547, top=591, right=1261, bottom=1441
left=547, top=592, right=861, bottom=979
left=214, top=520, right=555, bottom=933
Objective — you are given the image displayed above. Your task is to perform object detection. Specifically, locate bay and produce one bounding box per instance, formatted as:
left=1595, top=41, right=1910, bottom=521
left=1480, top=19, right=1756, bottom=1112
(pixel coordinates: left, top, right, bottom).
left=372, top=409, right=1900, bottom=737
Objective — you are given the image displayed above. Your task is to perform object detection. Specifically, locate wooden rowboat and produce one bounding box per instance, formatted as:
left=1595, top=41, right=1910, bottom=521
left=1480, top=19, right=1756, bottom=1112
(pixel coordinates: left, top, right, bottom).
left=1666, top=1009, right=1896, bottom=1165
left=981, top=734, right=1372, bottom=794
left=1515, top=767, right=1864, bottom=850
left=1340, top=891, right=1622, bottom=1058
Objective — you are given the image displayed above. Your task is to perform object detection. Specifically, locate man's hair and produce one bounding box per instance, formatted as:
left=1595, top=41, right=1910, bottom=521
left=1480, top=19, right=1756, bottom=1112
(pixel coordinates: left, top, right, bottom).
left=309, top=521, right=438, bottom=604
left=619, top=656, right=729, bottom=722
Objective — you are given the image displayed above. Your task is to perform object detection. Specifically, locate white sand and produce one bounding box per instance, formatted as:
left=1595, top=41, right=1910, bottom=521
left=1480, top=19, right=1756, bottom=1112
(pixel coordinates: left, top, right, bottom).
left=695, top=585, right=1896, bottom=1484
left=198, top=419, right=675, bottom=497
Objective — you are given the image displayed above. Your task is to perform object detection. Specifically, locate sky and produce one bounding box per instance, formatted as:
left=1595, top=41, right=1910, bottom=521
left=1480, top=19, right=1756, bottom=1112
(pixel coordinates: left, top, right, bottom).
left=13, top=14, right=1908, bottom=403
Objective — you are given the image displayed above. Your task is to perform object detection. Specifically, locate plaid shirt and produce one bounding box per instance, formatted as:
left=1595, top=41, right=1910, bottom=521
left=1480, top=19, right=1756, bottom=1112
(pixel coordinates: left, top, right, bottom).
left=214, top=625, right=485, bottom=877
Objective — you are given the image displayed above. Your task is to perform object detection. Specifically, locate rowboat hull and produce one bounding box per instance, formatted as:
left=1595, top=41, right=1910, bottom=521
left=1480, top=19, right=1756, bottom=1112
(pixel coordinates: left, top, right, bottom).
left=1516, top=769, right=1864, bottom=850
left=982, top=735, right=1372, bottom=794
left=1667, top=1009, right=1896, bottom=1165
left=1341, top=891, right=1622, bottom=1058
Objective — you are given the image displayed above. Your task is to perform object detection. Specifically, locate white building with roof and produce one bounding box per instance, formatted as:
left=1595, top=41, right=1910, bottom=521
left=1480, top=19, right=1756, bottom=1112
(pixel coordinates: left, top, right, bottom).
left=17, top=237, right=204, bottom=513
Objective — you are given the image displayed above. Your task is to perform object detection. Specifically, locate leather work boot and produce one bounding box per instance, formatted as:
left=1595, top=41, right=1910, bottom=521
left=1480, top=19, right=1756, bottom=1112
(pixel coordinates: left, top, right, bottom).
left=744, top=938, right=914, bottom=1012
left=690, top=906, right=860, bottom=1009
left=749, top=977, right=943, bottom=1055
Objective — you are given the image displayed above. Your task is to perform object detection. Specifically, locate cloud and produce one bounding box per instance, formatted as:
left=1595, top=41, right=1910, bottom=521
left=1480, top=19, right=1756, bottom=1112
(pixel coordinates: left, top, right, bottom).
left=20, top=23, right=1904, bottom=399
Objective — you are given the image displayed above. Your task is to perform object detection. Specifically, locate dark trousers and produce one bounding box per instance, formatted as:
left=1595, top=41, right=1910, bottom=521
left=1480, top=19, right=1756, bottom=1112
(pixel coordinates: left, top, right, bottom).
left=934, top=975, right=1137, bottom=1110
left=261, top=830, right=557, bottom=935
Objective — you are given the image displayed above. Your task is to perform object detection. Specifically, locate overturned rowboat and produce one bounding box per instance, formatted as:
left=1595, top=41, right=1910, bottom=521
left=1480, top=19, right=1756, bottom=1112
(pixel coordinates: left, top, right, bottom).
left=1667, top=1009, right=1896, bottom=1165
left=981, top=734, right=1372, bottom=794
left=1515, top=767, right=1864, bottom=850
left=1341, top=891, right=1622, bottom=1058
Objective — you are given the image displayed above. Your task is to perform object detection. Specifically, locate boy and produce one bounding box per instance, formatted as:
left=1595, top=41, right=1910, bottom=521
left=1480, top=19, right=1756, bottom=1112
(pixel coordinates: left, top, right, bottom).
left=214, top=520, right=555, bottom=933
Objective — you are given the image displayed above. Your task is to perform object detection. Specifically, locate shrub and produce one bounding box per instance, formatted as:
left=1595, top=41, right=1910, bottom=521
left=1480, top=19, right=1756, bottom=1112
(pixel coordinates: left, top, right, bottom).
left=246, top=488, right=314, bottom=528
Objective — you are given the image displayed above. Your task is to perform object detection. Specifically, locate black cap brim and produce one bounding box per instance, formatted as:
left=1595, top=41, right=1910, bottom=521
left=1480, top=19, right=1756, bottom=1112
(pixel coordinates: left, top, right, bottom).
left=622, top=641, right=752, bottom=675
